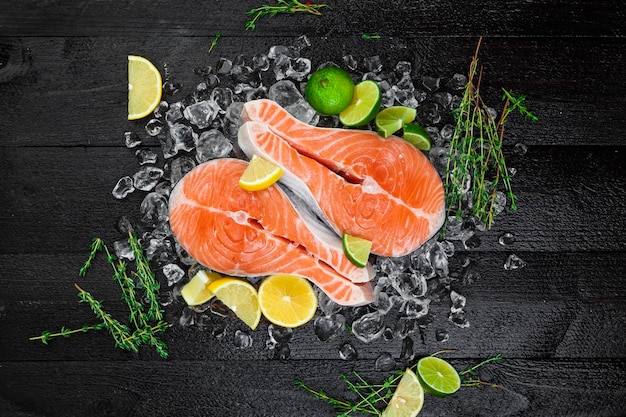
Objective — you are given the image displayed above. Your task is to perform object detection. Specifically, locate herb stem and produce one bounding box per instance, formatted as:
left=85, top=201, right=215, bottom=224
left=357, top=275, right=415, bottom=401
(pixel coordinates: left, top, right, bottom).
left=245, top=1, right=328, bottom=30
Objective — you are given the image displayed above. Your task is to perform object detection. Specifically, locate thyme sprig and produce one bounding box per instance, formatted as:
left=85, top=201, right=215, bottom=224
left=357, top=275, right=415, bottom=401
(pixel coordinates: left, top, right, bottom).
left=30, top=233, right=170, bottom=358
left=444, top=37, right=537, bottom=232
left=296, top=353, right=503, bottom=416
left=208, top=31, right=221, bottom=54
left=245, top=1, right=328, bottom=30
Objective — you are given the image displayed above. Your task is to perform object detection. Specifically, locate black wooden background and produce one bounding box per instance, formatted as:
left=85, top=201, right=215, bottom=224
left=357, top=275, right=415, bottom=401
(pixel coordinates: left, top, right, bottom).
left=1, top=1, right=625, bottom=416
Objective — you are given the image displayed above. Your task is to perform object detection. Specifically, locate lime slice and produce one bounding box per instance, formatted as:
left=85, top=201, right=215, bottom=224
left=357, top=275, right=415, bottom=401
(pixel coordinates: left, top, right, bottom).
left=416, top=356, right=461, bottom=397
left=402, top=123, right=431, bottom=150
left=339, top=80, right=381, bottom=127
left=180, top=270, right=221, bottom=306
left=342, top=233, right=372, bottom=268
left=305, top=66, right=355, bottom=115
left=375, top=106, right=416, bottom=138
left=238, top=155, right=283, bottom=192
left=382, top=368, right=425, bottom=417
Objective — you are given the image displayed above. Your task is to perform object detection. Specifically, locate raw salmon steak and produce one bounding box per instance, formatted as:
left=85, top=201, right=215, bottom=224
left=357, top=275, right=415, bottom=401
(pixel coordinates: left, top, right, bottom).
left=239, top=99, right=446, bottom=257
left=169, top=158, right=374, bottom=306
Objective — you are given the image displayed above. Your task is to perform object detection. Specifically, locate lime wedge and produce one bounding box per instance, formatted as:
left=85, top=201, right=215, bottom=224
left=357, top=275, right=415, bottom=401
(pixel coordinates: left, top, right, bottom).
left=375, top=106, right=417, bottom=137
left=382, top=368, right=424, bottom=417
left=416, top=356, right=461, bottom=397
left=181, top=270, right=221, bottom=306
left=339, top=80, right=381, bottom=127
left=403, top=123, right=431, bottom=150
left=342, top=233, right=372, bottom=268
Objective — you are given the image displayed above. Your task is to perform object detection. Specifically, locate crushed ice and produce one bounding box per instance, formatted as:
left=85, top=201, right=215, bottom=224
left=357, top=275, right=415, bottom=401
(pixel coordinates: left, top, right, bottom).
left=114, top=35, right=526, bottom=354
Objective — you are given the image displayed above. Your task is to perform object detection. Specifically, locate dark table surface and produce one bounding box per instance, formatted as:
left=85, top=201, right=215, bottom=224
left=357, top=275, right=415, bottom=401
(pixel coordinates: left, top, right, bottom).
left=1, top=1, right=625, bottom=416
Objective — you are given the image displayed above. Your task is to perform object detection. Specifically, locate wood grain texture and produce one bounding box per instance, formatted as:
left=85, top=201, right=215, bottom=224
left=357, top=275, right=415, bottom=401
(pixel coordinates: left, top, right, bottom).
left=1, top=0, right=625, bottom=416
left=1, top=37, right=625, bottom=146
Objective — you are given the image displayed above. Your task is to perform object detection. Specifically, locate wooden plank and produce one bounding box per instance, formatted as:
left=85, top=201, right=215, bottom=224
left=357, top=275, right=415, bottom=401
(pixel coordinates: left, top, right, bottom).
left=2, top=250, right=624, bottom=362
left=0, top=359, right=624, bottom=416
left=0, top=145, right=624, bottom=254
left=1, top=37, right=625, bottom=146
left=0, top=0, right=624, bottom=37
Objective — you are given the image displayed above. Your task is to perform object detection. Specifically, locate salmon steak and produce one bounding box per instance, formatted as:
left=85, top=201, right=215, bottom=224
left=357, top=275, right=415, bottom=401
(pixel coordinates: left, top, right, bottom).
left=239, top=99, right=446, bottom=257
left=169, top=158, right=374, bottom=306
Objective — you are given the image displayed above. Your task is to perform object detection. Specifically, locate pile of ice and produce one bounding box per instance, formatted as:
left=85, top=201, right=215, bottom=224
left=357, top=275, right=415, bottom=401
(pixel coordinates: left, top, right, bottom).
left=112, top=35, right=522, bottom=359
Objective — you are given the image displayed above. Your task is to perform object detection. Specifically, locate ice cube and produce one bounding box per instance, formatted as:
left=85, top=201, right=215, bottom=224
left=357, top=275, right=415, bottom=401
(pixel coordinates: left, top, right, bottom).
left=112, top=176, right=135, bottom=199
left=163, top=263, right=185, bottom=286
left=313, top=313, right=345, bottom=342
left=133, top=166, right=164, bottom=191
left=375, top=352, right=396, bottom=372
left=145, top=118, right=164, bottom=136
left=139, top=192, right=169, bottom=226
left=233, top=329, right=253, bottom=349
left=124, top=131, right=142, bottom=148
left=504, top=254, right=527, bottom=270
left=183, top=100, right=218, bottom=129
left=351, top=311, right=385, bottom=343
left=195, top=129, right=233, bottom=163
left=169, top=155, right=196, bottom=186
left=135, top=149, right=158, bottom=165
left=338, top=342, right=358, bottom=360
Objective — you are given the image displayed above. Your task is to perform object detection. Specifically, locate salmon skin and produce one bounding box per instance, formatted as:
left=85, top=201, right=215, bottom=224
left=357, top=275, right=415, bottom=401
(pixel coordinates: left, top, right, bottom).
left=169, top=158, right=374, bottom=307
left=240, top=99, right=446, bottom=257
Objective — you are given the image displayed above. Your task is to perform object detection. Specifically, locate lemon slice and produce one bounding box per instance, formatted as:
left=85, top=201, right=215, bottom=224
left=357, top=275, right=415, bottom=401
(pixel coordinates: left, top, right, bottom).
left=128, top=55, right=163, bottom=120
left=416, top=356, right=461, bottom=397
left=207, top=278, right=261, bottom=330
left=258, top=274, right=318, bottom=328
left=180, top=270, right=221, bottom=306
left=402, top=123, right=431, bottom=150
left=342, top=233, right=372, bottom=268
left=238, top=155, right=284, bottom=192
left=375, top=106, right=417, bottom=138
left=339, top=80, right=381, bottom=127
left=382, top=368, right=425, bottom=417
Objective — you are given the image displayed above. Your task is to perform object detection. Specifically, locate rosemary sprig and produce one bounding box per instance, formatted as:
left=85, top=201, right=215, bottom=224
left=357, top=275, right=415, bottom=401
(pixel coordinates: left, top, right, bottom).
left=296, top=353, right=503, bottom=416
left=444, top=37, right=537, bottom=232
left=208, top=31, right=221, bottom=54
left=245, top=0, right=328, bottom=30
left=361, top=33, right=381, bottom=40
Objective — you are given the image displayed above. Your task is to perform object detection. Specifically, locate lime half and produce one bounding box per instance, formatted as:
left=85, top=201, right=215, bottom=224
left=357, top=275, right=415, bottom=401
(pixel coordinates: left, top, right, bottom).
left=416, top=356, right=461, bottom=397
left=382, top=368, right=425, bottom=417
left=375, top=106, right=417, bottom=137
left=342, top=233, right=372, bottom=268
left=339, top=80, right=381, bottom=127
left=403, top=123, right=431, bottom=150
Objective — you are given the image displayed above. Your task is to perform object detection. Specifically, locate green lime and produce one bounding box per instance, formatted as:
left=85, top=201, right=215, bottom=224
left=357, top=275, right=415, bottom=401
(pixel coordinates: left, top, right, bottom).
left=339, top=80, right=381, bottom=127
left=402, top=123, right=431, bottom=150
left=375, top=106, right=417, bottom=137
left=381, top=368, right=425, bottom=417
left=305, top=66, right=355, bottom=115
left=416, top=356, right=461, bottom=397
left=342, top=233, right=372, bottom=268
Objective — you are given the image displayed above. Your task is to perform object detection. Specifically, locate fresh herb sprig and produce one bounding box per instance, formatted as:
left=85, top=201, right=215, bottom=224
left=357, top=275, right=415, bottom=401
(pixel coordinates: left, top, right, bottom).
left=30, top=233, right=170, bottom=358
left=296, top=353, right=503, bottom=416
left=208, top=31, right=221, bottom=54
left=245, top=1, right=328, bottom=31
left=444, top=37, right=537, bottom=232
